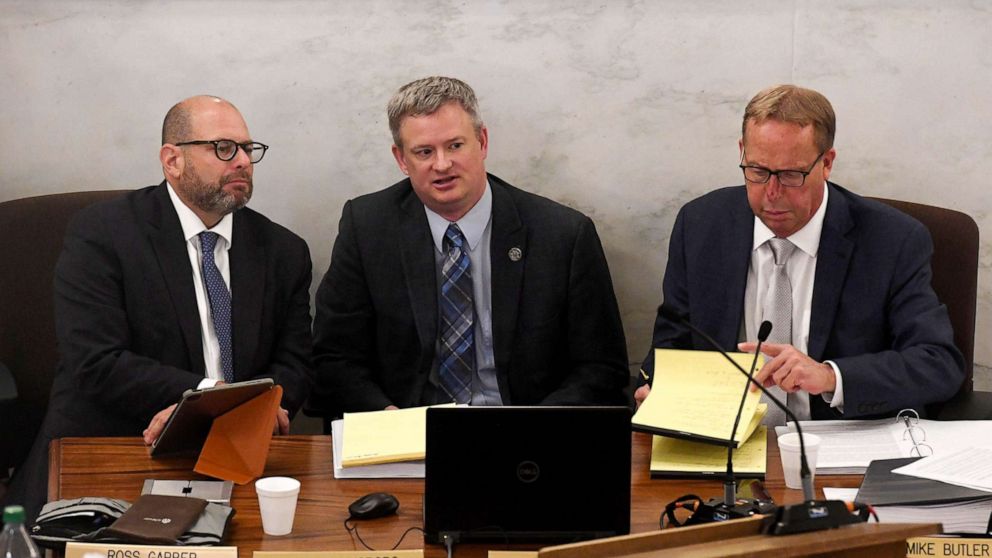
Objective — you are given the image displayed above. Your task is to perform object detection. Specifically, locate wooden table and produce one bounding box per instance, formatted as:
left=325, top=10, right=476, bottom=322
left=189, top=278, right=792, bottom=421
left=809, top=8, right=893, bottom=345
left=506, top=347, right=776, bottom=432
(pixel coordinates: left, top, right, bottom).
left=49, top=432, right=865, bottom=558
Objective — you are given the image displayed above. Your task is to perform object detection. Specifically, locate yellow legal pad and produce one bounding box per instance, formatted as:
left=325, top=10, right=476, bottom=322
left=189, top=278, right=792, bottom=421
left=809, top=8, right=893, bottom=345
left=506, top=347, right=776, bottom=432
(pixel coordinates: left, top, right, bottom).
left=650, top=425, right=768, bottom=477
left=340, top=404, right=455, bottom=467
left=632, top=348, right=765, bottom=447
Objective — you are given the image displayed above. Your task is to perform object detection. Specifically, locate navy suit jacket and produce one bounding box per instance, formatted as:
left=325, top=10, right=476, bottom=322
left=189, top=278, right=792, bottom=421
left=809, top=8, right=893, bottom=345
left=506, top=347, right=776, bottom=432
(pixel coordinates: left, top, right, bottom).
left=642, top=183, right=964, bottom=419
left=312, top=174, right=629, bottom=412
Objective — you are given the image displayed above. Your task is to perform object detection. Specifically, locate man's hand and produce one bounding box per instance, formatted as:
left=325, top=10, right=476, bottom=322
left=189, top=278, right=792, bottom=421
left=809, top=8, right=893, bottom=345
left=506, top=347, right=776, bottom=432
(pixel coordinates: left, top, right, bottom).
left=275, top=407, right=290, bottom=435
left=385, top=405, right=399, bottom=410
left=634, top=385, right=651, bottom=409
left=143, top=403, right=177, bottom=446
left=738, top=341, right=836, bottom=395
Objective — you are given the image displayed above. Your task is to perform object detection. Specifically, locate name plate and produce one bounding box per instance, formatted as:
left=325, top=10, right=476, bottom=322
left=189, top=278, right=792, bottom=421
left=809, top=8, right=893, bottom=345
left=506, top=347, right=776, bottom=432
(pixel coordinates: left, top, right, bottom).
left=907, top=537, right=992, bottom=558
left=66, top=542, right=237, bottom=558
left=253, top=552, right=424, bottom=558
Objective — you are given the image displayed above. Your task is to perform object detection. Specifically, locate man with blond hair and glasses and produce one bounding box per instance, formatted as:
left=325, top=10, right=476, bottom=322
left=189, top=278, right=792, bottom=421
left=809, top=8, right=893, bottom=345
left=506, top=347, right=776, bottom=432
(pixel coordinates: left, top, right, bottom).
left=3, top=95, right=313, bottom=522
left=312, top=76, right=628, bottom=412
left=637, top=84, right=963, bottom=424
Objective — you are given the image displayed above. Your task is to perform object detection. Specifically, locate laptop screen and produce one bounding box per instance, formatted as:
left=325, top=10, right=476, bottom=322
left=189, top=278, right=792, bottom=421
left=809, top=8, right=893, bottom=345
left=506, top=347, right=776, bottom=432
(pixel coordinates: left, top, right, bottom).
left=423, top=406, right=631, bottom=544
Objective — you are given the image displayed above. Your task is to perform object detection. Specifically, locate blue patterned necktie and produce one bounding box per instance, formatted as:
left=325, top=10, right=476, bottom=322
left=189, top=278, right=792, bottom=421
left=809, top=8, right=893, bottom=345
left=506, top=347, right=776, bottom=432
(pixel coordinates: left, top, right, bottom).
left=438, top=224, right=475, bottom=404
left=199, top=231, right=234, bottom=384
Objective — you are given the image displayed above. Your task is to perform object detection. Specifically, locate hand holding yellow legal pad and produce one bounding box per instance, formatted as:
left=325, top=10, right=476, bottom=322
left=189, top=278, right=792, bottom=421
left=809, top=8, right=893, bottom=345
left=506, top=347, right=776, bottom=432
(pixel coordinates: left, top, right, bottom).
left=632, top=349, right=765, bottom=447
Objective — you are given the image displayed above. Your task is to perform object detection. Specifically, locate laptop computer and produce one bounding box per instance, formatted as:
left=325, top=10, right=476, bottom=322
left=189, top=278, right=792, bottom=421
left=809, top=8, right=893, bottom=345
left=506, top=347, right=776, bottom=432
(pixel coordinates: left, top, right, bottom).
left=423, top=406, right=631, bottom=544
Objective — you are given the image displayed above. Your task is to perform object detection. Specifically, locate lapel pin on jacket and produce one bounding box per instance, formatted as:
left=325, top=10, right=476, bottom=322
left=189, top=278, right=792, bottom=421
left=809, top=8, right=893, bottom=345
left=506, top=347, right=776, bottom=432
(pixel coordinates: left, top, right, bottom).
left=508, top=247, right=523, bottom=262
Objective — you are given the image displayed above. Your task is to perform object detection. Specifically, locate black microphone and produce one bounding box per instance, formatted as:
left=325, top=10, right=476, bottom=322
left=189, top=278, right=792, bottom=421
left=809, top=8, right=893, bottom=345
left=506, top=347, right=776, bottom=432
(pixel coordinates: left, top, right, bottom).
left=723, top=320, right=772, bottom=509
left=655, top=305, right=866, bottom=534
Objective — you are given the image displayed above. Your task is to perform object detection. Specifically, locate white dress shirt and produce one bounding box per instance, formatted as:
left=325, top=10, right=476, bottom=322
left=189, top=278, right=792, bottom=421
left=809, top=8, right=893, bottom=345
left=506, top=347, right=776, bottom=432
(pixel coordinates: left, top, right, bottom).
left=166, top=183, right=233, bottom=389
left=744, top=182, right=845, bottom=416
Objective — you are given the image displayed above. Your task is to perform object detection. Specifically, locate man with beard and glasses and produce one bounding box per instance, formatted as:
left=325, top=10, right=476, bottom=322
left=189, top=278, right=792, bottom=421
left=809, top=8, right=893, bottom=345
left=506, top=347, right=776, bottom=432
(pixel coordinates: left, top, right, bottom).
left=2, top=96, right=313, bottom=522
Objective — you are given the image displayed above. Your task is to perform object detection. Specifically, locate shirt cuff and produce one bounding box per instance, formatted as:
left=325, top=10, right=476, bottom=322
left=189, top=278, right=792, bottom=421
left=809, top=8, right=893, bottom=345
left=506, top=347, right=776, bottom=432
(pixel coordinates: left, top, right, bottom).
left=196, top=378, right=220, bottom=390
left=821, top=360, right=844, bottom=412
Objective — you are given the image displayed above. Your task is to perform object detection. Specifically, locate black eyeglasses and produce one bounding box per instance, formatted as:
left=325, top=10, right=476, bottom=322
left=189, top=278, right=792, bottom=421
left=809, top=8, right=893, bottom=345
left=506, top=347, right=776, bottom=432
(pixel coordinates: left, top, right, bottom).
left=739, top=149, right=826, bottom=188
left=175, top=139, right=269, bottom=164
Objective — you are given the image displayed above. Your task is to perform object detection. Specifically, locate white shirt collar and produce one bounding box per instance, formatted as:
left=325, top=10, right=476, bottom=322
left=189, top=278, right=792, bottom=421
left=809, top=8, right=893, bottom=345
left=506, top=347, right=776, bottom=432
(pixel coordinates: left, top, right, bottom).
left=424, top=182, right=493, bottom=252
left=166, top=181, right=234, bottom=246
left=751, top=181, right=829, bottom=257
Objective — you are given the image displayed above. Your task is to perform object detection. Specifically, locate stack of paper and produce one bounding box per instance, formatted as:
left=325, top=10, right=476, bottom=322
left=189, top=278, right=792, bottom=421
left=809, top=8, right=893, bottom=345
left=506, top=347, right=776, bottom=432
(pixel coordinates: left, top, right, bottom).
left=633, top=349, right=766, bottom=447
left=892, top=447, right=992, bottom=493
left=873, top=501, right=992, bottom=534
left=331, top=419, right=423, bottom=479
left=340, top=405, right=435, bottom=466
left=855, top=457, right=992, bottom=534
left=332, top=404, right=457, bottom=479
left=776, top=419, right=992, bottom=475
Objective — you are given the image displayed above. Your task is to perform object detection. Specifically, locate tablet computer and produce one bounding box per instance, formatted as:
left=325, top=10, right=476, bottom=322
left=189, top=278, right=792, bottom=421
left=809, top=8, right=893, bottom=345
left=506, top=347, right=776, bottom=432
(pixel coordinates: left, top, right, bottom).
left=150, top=378, right=275, bottom=457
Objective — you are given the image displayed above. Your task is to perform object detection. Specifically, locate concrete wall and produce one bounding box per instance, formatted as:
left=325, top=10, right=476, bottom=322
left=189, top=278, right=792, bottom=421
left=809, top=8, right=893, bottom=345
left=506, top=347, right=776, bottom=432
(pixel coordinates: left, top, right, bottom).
left=2, top=0, right=990, bottom=378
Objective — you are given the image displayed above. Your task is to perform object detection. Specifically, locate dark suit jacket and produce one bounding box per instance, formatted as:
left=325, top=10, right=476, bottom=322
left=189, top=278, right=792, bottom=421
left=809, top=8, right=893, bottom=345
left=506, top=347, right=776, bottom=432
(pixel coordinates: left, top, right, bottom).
left=312, top=174, right=629, bottom=412
left=42, top=183, right=314, bottom=436
left=7, top=182, right=314, bottom=521
left=642, top=183, right=964, bottom=419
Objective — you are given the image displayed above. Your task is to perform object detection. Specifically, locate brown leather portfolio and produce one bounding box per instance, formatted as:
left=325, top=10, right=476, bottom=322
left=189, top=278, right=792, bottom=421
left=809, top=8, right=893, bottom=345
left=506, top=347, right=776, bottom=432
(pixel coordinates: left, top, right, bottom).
left=102, top=494, right=207, bottom=544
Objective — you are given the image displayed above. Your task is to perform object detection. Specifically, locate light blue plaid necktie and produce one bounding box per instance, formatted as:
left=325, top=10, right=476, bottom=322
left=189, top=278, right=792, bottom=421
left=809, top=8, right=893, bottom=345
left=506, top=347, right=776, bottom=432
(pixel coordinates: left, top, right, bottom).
left=199, top=231, right=234, bottom=384
left=438, top=224, right=474, bottom=404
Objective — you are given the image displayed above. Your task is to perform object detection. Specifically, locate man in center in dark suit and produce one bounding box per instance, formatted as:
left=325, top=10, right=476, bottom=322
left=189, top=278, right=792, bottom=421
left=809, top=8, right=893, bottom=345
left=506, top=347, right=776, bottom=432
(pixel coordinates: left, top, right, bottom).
left=3, top=95, right=313, bottom=521
left=312, top=76, right=628, bottom=412
left=637, top=84, right=964, bottom=423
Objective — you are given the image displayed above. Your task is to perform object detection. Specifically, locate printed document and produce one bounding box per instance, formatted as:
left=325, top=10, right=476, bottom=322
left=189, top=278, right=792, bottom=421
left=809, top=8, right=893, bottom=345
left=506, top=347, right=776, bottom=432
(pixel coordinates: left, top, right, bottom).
left=776, top=419, right=992, bottom=474
left=892, top=447, right=992, bottom=493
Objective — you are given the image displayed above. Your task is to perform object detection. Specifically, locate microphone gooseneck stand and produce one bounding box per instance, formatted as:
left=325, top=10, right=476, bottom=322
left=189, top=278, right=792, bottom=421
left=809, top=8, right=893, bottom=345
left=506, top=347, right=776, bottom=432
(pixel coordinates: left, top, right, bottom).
left=655, top=305, right=868, bottom=534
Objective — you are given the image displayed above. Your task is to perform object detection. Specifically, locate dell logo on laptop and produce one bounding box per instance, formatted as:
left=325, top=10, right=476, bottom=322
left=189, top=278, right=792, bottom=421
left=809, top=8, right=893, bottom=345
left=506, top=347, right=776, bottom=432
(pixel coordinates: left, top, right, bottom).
left=517, top=460, right=540, bottom=483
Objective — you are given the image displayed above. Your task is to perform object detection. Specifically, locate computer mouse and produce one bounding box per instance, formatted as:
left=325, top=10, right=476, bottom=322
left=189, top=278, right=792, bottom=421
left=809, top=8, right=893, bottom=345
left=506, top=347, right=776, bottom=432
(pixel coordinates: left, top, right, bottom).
left=348, top=492, right=399, bottom=519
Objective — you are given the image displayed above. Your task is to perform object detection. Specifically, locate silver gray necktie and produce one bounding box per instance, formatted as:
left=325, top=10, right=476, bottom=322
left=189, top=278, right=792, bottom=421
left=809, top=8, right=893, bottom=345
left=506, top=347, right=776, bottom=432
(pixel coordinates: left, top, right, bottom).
left=766, top=238, right=795, bottom=345
left=761, top=238, right=809, bottom=425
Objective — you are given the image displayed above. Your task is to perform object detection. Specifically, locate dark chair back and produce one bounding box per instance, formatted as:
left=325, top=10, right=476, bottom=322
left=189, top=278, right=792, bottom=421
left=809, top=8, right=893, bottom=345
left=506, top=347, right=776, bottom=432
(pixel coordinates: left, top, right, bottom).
left=0, top=190, right=130, bottom=471
left=869, top=197, right=979, bottom=396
